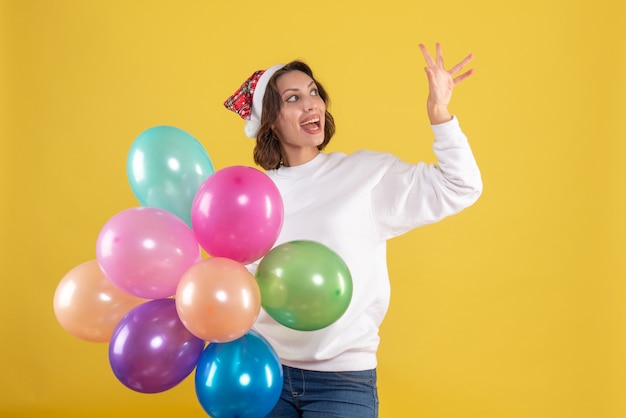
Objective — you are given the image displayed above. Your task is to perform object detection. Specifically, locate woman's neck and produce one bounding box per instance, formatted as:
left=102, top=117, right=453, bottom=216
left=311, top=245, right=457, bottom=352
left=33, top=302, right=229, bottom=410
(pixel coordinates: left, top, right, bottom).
left=281, top=147, right=320, bottom=167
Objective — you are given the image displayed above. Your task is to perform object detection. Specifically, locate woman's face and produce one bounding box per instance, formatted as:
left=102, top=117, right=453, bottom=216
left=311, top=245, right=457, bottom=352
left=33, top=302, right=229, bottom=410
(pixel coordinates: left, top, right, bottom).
left=272, top=70, right=326, bottom=155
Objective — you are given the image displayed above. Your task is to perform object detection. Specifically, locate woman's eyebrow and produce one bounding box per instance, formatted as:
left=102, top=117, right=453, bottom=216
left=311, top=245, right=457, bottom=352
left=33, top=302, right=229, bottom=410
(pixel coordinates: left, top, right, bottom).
left=281, top=80, right=316, bottom=96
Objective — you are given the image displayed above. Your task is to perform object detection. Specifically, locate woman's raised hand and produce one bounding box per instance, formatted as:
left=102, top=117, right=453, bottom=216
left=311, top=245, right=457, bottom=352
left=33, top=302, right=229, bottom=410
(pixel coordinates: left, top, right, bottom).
left=419, top=43, right=474, bottom=124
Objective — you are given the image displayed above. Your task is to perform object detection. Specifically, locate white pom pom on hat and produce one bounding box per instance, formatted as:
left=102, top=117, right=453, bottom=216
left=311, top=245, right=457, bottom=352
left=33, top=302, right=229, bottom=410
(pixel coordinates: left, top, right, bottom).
left=224, top=64, right=285, bottom=139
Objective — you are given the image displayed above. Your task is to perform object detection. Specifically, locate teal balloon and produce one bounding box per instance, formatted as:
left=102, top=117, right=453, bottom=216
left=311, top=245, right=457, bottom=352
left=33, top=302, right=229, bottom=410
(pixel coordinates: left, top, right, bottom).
left=127, top=126, right=214, bottom=226
left=255, top=240, right=353, bottom=331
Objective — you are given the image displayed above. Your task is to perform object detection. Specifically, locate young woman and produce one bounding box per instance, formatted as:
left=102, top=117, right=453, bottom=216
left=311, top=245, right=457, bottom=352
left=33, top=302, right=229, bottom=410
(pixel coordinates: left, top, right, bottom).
left=224, top=44, right=482, bottom=417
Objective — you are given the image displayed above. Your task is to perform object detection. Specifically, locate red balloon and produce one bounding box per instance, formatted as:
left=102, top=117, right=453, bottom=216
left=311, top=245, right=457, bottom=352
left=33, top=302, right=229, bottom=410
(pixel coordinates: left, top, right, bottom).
left=191, top=166, right=283, bottom=264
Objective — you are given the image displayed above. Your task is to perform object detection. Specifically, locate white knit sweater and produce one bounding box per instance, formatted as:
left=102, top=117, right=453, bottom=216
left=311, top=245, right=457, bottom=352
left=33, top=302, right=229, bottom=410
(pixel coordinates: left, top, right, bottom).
left=250, top=116, right=482, bottom=372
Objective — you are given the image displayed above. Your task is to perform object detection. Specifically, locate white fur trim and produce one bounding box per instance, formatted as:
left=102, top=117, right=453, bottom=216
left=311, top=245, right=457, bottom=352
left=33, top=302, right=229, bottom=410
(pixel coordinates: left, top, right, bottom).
left=244, top=64, right=285, bottom=138
left=244, top=119, right=260, bottom=138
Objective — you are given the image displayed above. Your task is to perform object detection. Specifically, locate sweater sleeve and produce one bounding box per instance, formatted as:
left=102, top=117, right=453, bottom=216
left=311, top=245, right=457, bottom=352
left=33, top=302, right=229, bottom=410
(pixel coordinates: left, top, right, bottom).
left=371, top=116, right=482, bottom=240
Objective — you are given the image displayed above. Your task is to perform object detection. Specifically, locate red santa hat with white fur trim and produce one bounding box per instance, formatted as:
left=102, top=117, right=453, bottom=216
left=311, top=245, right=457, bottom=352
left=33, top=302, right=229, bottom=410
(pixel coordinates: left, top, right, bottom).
left=224, top=64, right=285, bottom=138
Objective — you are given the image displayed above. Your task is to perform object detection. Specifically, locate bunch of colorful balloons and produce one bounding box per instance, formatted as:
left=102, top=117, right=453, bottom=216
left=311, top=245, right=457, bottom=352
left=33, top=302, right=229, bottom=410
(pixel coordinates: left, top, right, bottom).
left=53, top=126, right=353, bottom=418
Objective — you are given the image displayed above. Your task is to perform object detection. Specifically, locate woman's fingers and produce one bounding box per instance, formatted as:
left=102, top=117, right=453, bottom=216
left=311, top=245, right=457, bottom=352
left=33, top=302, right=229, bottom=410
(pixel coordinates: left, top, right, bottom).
left=421, top=44, right=474, bottom=80
left=436, top=43, right=444, bottom=67
left=453, top=69, right=475, bottom=85
left=448, top=53, right=474, bottom=76
left=419, top=44, right=436, bottom=67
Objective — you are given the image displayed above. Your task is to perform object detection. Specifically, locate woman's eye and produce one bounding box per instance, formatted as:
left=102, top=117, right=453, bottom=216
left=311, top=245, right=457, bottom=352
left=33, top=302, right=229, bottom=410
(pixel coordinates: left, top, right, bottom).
left=286, top=95, right=298, bottom=102
left=311, top=89, right=318, bottom=96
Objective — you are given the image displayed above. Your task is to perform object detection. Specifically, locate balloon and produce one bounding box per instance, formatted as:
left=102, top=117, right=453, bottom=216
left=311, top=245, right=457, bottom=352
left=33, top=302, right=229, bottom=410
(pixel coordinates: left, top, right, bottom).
left=176, top=257, right=261, bottom=342
left=195, top=330, right=283, bottom=418
left=109, top=298, right=205, bottom=394
left=127, top=125, right=214, bottom=226
left=191, top=165, right=283, bottom=264
left=255, top=240, right=353, bottom=331
left=96, top=207, right=201, bottom=299
left=53, top=260, right=146, bottom=342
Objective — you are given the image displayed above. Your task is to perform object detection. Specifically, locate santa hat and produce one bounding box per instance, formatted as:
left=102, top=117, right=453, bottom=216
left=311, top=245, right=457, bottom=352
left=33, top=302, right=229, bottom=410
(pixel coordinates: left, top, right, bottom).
left=224, top=64, right=285, bottom=138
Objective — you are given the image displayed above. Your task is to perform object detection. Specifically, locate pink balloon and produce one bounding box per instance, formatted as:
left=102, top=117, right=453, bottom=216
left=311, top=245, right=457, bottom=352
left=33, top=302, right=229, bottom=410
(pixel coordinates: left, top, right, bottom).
left=96, top=207, right=201, bottom=299
left=191, top=166, right=283, bottom=264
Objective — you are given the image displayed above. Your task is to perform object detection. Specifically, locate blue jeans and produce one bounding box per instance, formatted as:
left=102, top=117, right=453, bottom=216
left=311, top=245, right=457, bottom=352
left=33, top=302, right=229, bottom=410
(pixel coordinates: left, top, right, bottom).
left=267, top=365, right=379, bottom=417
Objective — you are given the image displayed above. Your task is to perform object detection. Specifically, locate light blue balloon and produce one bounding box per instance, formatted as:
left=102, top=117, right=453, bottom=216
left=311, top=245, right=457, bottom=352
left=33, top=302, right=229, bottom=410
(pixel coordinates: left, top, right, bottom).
left=127, top=126, right=214, bottom=227
left=195, top=330, right=283, bottom=418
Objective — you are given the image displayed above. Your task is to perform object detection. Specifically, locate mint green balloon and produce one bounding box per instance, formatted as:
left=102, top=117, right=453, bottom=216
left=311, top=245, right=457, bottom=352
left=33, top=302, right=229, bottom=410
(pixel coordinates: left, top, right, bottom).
left=127, top=126, right=214, bottom=227
left=255, top=240, right=353, bottom=331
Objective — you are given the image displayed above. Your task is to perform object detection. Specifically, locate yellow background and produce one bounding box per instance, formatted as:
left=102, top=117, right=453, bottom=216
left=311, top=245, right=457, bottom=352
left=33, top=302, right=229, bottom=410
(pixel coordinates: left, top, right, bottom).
left=1, top=0, right=625, bottom=417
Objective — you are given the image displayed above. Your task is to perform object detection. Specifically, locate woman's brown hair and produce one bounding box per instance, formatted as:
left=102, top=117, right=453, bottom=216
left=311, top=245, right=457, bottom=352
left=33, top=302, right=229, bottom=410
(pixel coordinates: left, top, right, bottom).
left=253, top=61, right=336, bottom=170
